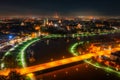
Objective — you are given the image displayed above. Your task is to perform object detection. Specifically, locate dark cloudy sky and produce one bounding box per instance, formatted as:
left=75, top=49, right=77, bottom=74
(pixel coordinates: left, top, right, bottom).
left=0, top=0, right=120, bottom=16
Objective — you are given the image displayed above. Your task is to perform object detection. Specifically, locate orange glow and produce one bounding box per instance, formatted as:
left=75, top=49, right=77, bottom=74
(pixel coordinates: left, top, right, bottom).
left=1, top=44, right=120, bottom=76
left=27, top=73, right=34, bottom=77
left=35, top=26, right=40, bottom=30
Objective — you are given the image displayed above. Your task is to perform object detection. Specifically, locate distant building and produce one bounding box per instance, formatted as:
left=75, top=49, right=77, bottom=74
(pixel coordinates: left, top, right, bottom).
left=54, top=12, right=59, bottom=19
left=21, top=22, right=25, bottom=26
left=43, top=18, right=48, bottom=26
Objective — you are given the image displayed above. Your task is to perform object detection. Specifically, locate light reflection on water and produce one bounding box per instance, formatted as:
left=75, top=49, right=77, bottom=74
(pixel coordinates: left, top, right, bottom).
left=36, top=63, right=120, bottom=80
left=25, top=34, right=120, bottom=80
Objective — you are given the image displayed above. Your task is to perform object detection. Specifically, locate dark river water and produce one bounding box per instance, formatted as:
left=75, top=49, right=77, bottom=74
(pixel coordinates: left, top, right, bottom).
left=25, top=33, right=120, bottom=80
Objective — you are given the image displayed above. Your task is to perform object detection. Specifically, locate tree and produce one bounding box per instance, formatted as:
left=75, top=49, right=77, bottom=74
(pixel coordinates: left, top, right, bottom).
left=0, top=71, right=26, bottom=80
left=8, top=71, right=26, bottom=80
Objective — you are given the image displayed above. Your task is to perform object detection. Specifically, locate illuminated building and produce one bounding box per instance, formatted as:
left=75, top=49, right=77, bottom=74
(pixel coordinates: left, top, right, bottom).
left=21, top=22, right=25, bottom=26
left=76, top=23, right=82, bottom=29
left=54, top=12, right=59, bottom=19
left=43, top=18, right=49, bottom=26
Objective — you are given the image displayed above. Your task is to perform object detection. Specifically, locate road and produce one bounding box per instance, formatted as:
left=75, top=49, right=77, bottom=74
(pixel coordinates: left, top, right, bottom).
left=0, top=34, right=120, bottom=77
left=0, top=46, right=115, bottom=76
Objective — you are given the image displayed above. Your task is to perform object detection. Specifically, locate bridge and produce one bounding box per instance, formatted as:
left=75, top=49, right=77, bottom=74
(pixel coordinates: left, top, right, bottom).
left=0, top=45, right=120, bottom=76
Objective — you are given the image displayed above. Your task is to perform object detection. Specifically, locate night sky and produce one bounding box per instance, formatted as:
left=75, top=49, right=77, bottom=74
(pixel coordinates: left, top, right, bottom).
left=0, top=0, right=120, bottom=16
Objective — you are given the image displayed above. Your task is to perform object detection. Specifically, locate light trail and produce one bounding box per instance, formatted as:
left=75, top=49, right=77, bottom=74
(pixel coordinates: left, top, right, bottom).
left=1, top=41, right=116, bottom=76
left=1, top=31, right=120, bottom=79
left=84, top=60, right=120, bottom=76
left=18, top=38, right=40, bottom=67
left=1, top=38, right=40, bottom=80
left=0, top=52, right=106, bottom=76
left=3, top=38, right=28, bottom=58
left=19, top=53, right=97, bottom=75
left=69, top=42, right=120, bottom=76
left=69, top=42, right=83, bottom=56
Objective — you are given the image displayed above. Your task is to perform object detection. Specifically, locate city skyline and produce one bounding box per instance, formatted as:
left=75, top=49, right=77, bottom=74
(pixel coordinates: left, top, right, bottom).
left=0, top=0, right=120, bottom=16
left=0, top=6, right=120, bottom=80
